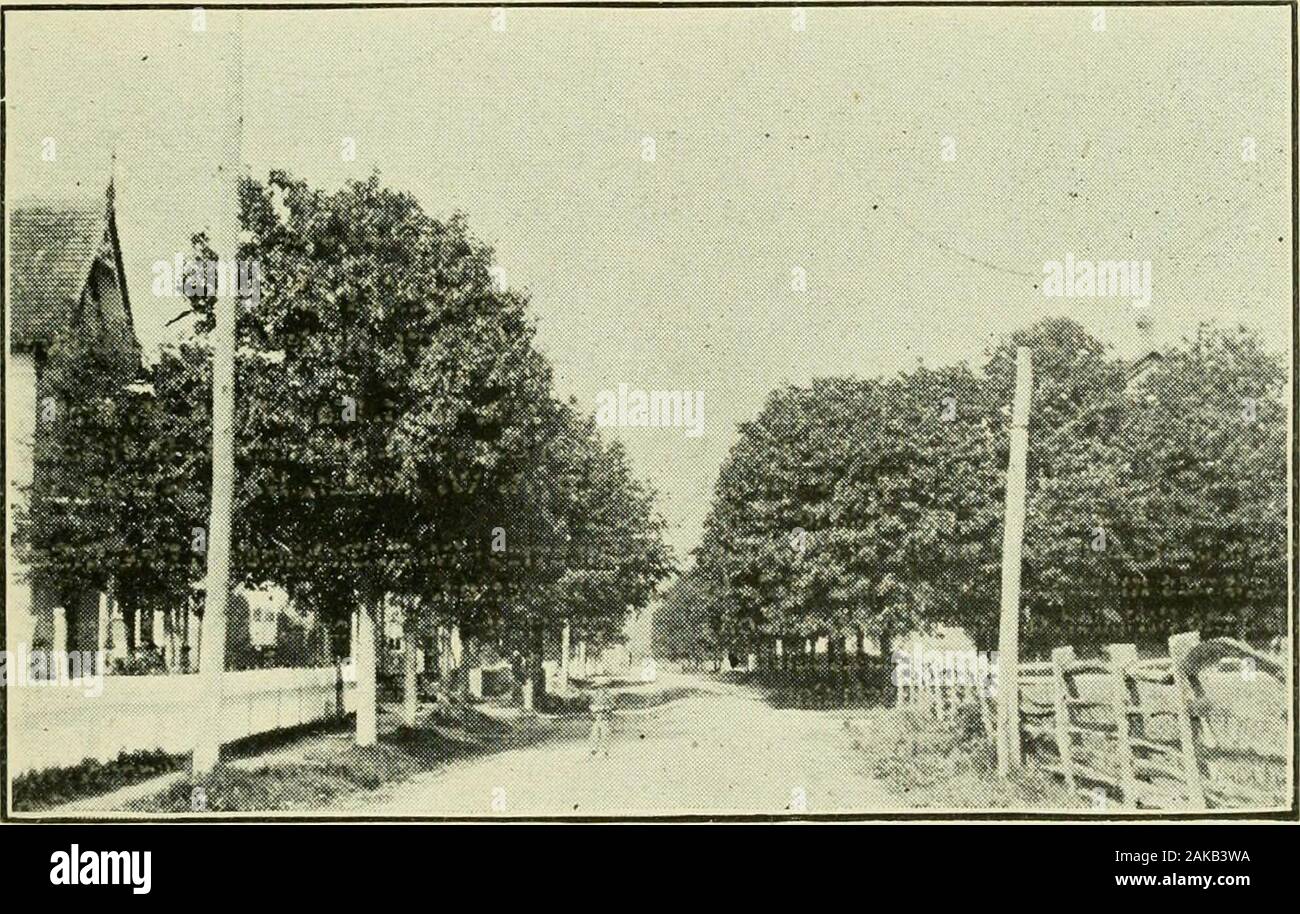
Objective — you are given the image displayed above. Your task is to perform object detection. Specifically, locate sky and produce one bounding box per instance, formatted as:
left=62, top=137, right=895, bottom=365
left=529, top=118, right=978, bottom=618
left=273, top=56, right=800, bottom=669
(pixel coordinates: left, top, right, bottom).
left=5, top=5, right=1293, bottom=562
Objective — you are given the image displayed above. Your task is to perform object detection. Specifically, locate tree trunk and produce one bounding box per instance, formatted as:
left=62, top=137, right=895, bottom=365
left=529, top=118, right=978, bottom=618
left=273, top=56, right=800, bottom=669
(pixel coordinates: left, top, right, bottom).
left=130, top=604, right=142, bottom=655
left=879, top=626, right=895, bottom=697
left=165, top=608, right=178, bottom=673
left=377, top=595, right=387, bottom=677
left=401, top=603, right=418, bottom=727
left=184, top=597, right=199, bottom=672
left=462, top=637, right=483, bottom=700
left=96, top=592, right=110, bottom=672
left=355, top=598, right=378, bottom=746
left=560, top=621, right=571, bottom=693
left=529, top=622, right=547, bottom=707
left=52, top=606, right=68, bottom=680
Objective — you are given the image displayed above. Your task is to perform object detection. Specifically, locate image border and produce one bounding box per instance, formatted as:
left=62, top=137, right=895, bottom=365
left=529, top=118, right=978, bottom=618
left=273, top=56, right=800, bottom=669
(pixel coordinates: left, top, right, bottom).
left=1, top=0, right=1295, bottom=825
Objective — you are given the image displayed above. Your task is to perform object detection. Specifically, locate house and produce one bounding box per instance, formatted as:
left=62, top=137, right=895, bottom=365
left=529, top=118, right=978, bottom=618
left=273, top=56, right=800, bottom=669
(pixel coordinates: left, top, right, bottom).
left=6, top=182, right=142, bottom=670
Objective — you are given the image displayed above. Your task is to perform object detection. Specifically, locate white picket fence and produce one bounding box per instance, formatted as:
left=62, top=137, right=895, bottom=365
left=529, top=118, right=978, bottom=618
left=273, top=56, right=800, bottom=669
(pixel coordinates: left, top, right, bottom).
left=9, top=666, right=355, bottom=776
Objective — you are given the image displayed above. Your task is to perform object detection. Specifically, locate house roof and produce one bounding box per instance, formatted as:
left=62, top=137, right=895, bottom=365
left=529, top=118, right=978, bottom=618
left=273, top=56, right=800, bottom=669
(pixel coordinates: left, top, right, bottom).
left=8, top=187, right=136, bottom=353
left=1124, top=350, right=1164, bottom=386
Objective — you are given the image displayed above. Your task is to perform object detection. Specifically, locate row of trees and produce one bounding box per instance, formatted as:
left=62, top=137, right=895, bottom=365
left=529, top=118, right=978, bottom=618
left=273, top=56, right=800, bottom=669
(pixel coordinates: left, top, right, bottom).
left=662, top=317, right=1285, bottom=660
left=23, top=171, right=674, bottom=736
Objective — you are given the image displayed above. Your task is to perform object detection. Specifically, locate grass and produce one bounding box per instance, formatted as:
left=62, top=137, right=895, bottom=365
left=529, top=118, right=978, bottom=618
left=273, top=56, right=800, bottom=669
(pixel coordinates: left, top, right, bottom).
left=123, top=698, right=591, bottom=813
left=12, top=748, right=186, bottom=812
left=128, top=739, right=436, bottom=813
left=849, top=705, right=1079, bottom=809
left=10, top=716, right=353, bottom=813
left=13, top=680, right=629, bottom=814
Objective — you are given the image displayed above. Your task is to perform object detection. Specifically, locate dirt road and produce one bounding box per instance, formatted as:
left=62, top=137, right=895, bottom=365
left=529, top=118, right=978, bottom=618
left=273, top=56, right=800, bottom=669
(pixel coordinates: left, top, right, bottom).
left=330, top=671, right=900, bottom=816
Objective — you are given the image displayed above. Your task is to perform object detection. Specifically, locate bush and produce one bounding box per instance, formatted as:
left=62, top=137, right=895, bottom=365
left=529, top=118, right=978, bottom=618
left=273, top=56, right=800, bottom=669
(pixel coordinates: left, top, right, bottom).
left=852, top=706, right=1075, bottom=809
left=110, top=651, right=169, bottom=676
left=721, top=661, right=894, bottom=709
left=12, top=749, right=184, bottom=811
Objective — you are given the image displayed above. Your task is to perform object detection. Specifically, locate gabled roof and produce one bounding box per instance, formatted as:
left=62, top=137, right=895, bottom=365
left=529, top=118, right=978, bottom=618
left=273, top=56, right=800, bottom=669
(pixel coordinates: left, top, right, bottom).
left=8, top=185, right=137, bottom=355
left=1124, top=350, right=1164, bottom=395
left=1126, top=350, right=1163, bottom=379
left=1124, top=314, right=1161, bottom=388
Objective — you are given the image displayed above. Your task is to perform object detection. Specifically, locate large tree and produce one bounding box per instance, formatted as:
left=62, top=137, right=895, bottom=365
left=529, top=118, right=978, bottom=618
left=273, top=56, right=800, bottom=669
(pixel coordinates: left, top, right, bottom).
left=689, top=317, right=1287, bottom=659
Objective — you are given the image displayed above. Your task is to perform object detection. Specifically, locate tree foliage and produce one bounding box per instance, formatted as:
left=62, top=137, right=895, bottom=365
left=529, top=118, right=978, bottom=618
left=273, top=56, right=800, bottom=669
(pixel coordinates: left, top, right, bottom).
left=689, top=318, right=1286, bottom=655
left=21, top=170, right=673, bottom=666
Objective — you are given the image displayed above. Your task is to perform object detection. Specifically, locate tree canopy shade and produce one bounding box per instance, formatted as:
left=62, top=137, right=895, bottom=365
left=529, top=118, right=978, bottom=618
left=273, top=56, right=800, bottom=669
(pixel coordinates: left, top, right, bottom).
left=651, top=564, right=719, bottom=661
left=687, top=318, right=1286, bottom=656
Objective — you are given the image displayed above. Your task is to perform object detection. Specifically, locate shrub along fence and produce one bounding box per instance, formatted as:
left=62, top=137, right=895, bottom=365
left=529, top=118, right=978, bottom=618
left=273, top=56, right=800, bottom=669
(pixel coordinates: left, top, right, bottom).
left=896, top=631, right=1290, bottom=811
left=723, top=652, right=895, bottom=708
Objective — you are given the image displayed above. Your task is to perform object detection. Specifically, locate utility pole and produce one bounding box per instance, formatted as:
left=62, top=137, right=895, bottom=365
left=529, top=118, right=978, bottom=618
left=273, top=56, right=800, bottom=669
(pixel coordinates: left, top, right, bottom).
left=996, top=347, right=1032, bottom=778
left=193, top=11, right=243, bottom=778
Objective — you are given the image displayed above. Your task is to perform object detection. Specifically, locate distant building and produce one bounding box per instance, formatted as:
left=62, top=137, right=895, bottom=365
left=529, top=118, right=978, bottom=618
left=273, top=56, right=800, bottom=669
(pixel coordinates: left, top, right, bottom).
left=892, top=625, right=978, bottom=657
left=247, top=586, right=290, bottom=649
left=1124, top=312, right=1163, bottom=396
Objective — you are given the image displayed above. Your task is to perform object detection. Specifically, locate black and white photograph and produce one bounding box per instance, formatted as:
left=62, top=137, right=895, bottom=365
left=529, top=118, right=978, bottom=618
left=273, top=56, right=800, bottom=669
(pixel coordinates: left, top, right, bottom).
left=1, top=2, right=1294, bottom=829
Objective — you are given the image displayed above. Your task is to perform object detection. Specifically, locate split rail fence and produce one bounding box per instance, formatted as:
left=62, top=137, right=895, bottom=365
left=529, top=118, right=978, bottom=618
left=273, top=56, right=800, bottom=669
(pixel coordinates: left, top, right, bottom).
left=896, top=631, right=1291, bottom=810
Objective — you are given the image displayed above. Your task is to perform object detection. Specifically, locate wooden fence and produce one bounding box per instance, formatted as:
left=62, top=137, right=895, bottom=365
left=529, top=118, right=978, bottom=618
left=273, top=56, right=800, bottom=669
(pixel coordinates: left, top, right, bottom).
left=896, top=631, right=1291, bottom=810
left=10, top=665, right=355, bottom=777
